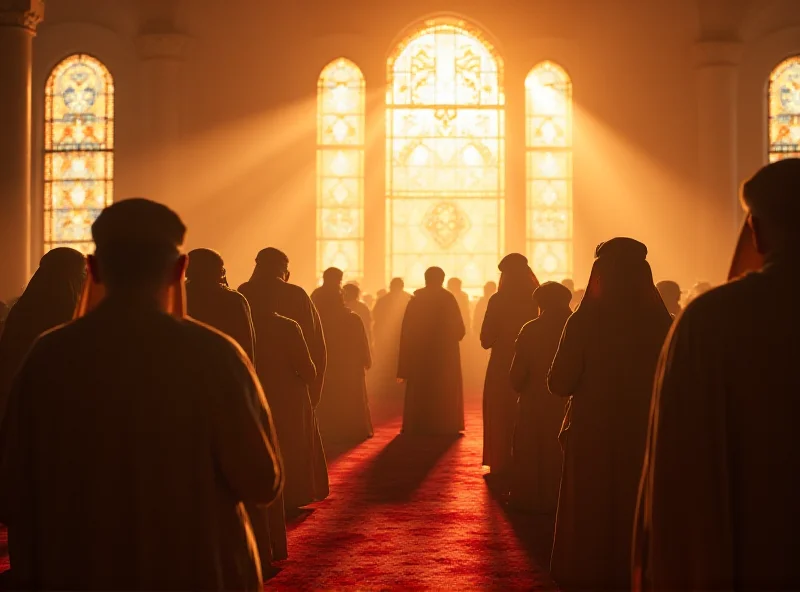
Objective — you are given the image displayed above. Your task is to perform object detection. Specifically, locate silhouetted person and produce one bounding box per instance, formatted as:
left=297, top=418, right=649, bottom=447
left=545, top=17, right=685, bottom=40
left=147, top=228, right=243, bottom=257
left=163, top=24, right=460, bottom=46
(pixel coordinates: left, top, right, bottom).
left=0, top=199, right=282, bottom=591
left=376, top=288, right=387, bottom=300
left=548, top=238, right=672, bottom=591
left=686, top=280, right=712, bottom=304
left=0, top=248, right=85, bottom=425
left=447, top=277, right=472, bottom=336
left=185, top=248, right=255, bottom=359
left=311, top=267, right=344, bottom=321
left=509, top=282, right=572, bottom=514
left=655, top=280, right=682, bottom=318
left=472, top=281, right=496, bottom=339
left=362, top=293, right=375, bottom=311
left=570, top=288, right=585, bottom=311
left=372, top=278, right=411, bottom=398
left=399, top=267, right=465, bottom=435
left=633, top=159, right=800, bottom=592
left=481, top=254, right=539, bottom=480
left=343, top=282, right=372, bottom=348
left=561, top=278, right=575, bottom=294
left=315, top=287, right=373, bottom=444
left=239, top=248, right=329, bottom=504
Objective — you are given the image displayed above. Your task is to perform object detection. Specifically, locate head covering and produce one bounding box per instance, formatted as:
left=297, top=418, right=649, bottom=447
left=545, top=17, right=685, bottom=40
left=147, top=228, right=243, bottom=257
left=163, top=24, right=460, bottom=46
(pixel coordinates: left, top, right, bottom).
left=252, top=247, right=290, bottom=282
left=186, top=248, right=226, bottom=285
left=534, top=281, right=573, bottom=313
left=76, top=198, right=187, bottom=318
left=497, top=252, right=540, bottom=295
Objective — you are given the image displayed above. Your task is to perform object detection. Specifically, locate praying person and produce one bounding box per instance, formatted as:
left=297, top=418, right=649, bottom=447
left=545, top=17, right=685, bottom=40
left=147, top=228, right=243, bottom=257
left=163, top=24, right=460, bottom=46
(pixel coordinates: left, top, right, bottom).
left=0, top=199, right=282, bottom=590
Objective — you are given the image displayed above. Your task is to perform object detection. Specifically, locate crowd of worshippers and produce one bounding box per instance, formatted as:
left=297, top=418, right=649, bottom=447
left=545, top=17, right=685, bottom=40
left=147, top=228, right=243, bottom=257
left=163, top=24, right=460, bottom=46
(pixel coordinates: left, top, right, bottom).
left=0, top=158, right=798, bottom=591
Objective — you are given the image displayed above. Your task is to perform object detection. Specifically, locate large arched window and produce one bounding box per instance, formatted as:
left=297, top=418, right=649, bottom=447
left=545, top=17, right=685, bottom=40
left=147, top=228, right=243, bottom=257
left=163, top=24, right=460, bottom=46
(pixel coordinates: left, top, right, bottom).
left=316, top=58, right=365, bottom=282
left=769, top=56, right=800, bottom=162
left=525, top=61, right=572, bottom=282
left=386, top=19, right=504, bottom=294
left=44, top=54, right=114, bottom=254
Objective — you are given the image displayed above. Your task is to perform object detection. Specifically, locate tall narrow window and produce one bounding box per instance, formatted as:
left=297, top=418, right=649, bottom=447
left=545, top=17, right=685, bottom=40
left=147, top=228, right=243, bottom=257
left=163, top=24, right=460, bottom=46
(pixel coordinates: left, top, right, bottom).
left=387, top=20, right=505, bottom=295
left=769, top=56, right=800, bottom=162
left=44, top=54, right=114, bottom=254
left=526, top=61, right=572, bottom=283
left=316, top=58, right=365, bottom=283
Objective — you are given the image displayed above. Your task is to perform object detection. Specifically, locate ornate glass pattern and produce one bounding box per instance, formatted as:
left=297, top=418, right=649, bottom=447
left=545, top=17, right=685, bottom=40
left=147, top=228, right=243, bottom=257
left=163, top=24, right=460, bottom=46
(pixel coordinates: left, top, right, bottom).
left=387, top=20, right=505, bottom=295
left=44, top=54, right=114, bottom=254
left=526, top=61, right=572, bottom=282
left=769, top=56, right=800, bottom=162
left=317, top=58, right=365, bottom=282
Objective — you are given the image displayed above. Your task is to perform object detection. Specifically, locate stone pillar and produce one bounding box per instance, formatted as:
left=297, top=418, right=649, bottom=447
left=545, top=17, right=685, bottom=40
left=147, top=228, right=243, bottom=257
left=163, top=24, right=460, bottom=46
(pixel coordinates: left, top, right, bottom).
left=0, top=0, right=44, bottom=300
left=693, top=40, right=743, bottom=284
left=135, top=31, right=189, bottom=205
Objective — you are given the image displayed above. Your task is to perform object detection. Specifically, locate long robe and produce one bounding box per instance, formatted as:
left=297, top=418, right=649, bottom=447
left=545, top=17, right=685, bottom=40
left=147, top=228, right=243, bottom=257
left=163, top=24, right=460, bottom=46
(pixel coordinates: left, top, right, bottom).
left=548, top=304, right=671, bottom=590
left=398, top=287, right=465, bottom=435
left=509, top=307, right=572, bottom=514
left=345, top=299, right=373, bottom=349
left=481, top=292, right=539, bottom=473
left=633, top=260, right=800, bottom=591
left=371, top=290, right=411, bottom=398
left=239, top=277, right=329, bottom=502
left=0, top=299, right=281, bottom=591
left=316, top=306, right=373, bottom=444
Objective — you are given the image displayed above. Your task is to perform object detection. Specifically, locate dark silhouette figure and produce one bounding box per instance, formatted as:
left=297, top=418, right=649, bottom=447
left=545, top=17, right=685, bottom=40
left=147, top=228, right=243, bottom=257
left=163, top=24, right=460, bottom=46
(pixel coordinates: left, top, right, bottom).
left=472, top=281, right=497, bottom=339
left=447, top=277, right=472, bottom=336
left=315, top=285, right=373, bottom=445
left=311, top=267, right=344, bottom=321
left=371, top=278, right=411, bottom=399
left=561, top=278, right=575, bottom=295
left=509, top=282, right=572, bottom=514
left=480, top=254, right=540, bottom=478
left=634, top=159, right=800, bottom=592
left=399, top=267, right=465, bottom=435
left=343, top=282, right=372, bottom=348
left=238, top=248, right=329, bottom=504
left=655, top=280, right=682, bottom=318
left=570, top=288, right=585, bottom=311
left=185, top=248, right=255, bottom=359
left=0, top=199, right=282, bottom=591
left=548, top=238, right=672, bottom=591
left=0, top=248, right=86, bottom=425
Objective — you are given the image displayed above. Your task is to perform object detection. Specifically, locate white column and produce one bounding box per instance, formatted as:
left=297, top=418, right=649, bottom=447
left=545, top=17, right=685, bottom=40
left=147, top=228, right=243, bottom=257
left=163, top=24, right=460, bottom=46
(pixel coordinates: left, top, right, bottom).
left=693, top=40, right=743, bottom=283
left=0, top=0, right=44, bottom=300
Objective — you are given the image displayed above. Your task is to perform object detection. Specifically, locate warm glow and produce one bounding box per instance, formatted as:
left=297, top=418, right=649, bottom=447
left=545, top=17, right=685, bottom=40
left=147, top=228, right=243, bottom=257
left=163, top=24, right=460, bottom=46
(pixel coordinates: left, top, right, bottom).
left=769, top=56, right=800, bottom=162
left=44, top=53, right=114, bottom=254
left=526, top=61, right=572, bottom=282
left=317, top=58, right=365, bottom=282
left=387, top=20, right=505, bottom=295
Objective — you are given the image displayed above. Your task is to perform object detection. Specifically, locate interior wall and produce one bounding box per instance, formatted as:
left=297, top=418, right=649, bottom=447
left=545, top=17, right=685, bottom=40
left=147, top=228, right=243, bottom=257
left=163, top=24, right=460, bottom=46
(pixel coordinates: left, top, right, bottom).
left=30, top=0, right=800, bottom=294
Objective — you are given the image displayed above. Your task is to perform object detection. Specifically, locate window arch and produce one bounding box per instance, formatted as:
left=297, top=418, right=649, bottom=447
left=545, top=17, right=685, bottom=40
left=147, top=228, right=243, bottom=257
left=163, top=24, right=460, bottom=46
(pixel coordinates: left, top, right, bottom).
left=386, top=19, right=505, bottom=295
left=769, top=55, right=800, bottom=162
left=525, top=61, right=572, bottom=282
left=44, top=54, right=114, bottom=254
left=316, top=58, right=365, bottom=282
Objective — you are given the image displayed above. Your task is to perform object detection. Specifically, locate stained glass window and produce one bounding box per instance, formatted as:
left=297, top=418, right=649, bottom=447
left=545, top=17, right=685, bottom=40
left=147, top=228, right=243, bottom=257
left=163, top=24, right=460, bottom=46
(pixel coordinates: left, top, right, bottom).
left=317, top=58, right=365, bottom=282
left=526, top=62, right=572, bottom=283
left=769, top=56, right=800, bottom=162
left=44, top=54, right=114, bottom=254
left=386, top=20, right=505, bottom=295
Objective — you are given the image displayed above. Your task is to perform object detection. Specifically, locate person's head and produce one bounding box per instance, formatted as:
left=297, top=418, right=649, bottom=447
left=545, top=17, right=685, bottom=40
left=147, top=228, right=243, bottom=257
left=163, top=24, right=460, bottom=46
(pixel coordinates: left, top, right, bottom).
left=362, top=293, right=374, bottom=308
left=534, top=281, right=573, bottom=314
left=254, top=247, right=290, bottom=282
left=322, top=267, right=344, bottom=288
left=186, top=248, right=226, bottom=286
left=656, top=280, right=681, bottom=305
left=377, top=288, right=387, bottom=299
left=561, top=278, right=575, bottom=294
left=389, top=277, right=405, bottom=293
left=342, top=282, right=360, bottom=303
left=14, top=247, right=87, bottom=318
left=447, top=277, right=462, bottom=291
left=88, top=199, right=187, bottom=305
left=498, top=253, right=539, bottom=295
left=742, top=158, right=800, bottom=256
left=425, top=267, right=446, bottom=287
left=483, top=281, right=497, bottom=297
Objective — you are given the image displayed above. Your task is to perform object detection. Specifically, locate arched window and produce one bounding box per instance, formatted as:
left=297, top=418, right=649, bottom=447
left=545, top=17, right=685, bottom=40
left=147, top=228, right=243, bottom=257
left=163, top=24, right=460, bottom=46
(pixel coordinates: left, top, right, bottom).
left=386, top=19, right=505, bottom=294
left=525, top=61, right=572, bottom=282
left=44, top=54, right=114, bottom=254
left=316, top=58, right=365, bottom=282
left=769, top=56, right=800, bottom=162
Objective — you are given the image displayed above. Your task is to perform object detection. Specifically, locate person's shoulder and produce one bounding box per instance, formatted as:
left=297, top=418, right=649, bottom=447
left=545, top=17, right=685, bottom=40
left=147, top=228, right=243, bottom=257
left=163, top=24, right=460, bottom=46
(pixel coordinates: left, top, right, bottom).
left=179, top=316, right=250, bottom=361
left=680, top=274, right=761, bottom=324
left=271, top=312, right=302, bottom=332
left=220, top=285, right=250, bottom=305
left=24, top=317, right=84, bottom=363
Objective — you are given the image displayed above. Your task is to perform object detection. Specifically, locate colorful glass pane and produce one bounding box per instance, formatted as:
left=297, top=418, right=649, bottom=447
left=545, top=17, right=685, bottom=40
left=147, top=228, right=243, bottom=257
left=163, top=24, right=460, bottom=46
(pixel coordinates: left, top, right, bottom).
left=317, top=58, right=365, bottom=282
left=44, top=54, right=114, bottom=254
left=387, top=21, right=505, bottom=296
left=526, top=61, right=572, bottom=283
left=769, top=56, right=800, bottom=162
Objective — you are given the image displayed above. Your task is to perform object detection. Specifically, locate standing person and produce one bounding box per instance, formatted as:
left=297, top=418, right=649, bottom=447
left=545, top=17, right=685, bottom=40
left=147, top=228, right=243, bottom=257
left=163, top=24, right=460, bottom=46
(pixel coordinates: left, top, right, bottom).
left=239, top=248, right=329, bottom=503
left=480, top=254, right=539, bottom=481
left=0, top=199, right=282, bottom=591
left=343, top=282, right=372, bottom=348
left=509, top=282, right=573, bottom=514
left=398, top=267, right=465, bottom=435
left=311, top=267, right=344, bottom=321
left=472, top=281, right=497, bottom=339
left=548, top=238, right=672, bottom=591
left=315, top=288, right=373, bottom=445
left=0, top=248, right=86, bottom=424
left=372, top=278, right=411, bottom=399
left=655, top=280, right=682, bottom=318
left=447, top=277, right=472, bottom=336
left=633, top=159, right=800, bottom=592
